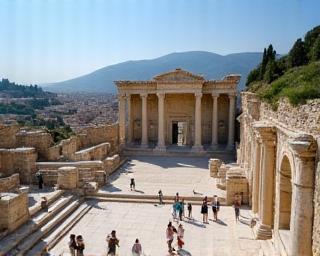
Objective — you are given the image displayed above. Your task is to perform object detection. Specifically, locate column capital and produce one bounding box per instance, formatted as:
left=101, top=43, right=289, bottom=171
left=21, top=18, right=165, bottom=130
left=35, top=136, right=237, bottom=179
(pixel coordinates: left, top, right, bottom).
left=253, top=122, right=276, bottom=145
left=140, top=92, right=148, bottom=98
left=118, top=93, right=126, bottom=100
left=288, top=134, right=317, bottom=159
left=211, top=93, right=220, bottom=98
left=125, top=93, right=131, bottom=99
left=156, top=93, right=165, bottom=99
left=195, top=92, right=202, bottom=98
left=228, top=92, right=237, bottom=98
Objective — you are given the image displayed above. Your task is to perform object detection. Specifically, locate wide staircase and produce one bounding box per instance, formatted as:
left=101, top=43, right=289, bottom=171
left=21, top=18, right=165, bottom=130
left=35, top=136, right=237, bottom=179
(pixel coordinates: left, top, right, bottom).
left=0, top=191, right=92, bottom=256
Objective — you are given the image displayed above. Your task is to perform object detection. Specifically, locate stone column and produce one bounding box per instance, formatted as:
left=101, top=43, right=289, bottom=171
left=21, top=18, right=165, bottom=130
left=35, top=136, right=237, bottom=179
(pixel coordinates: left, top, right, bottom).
left=211, top=93, right=219, bottom=149
left=126, top=94, right=132, bottom=144
left=140, top=93, right=148, bottom=147
left=289, top=135, right=316, bottom=256
left=252, top=136, right=261, bottom=214
left=155, top=93, right=166, bottom=151
left=227, top=93, right=236, bottom=149
left=118, top=93, right=126, bottom=148
left=192, top=92, right=203, bottom=151
left=254, top=124, right=276, bottom=240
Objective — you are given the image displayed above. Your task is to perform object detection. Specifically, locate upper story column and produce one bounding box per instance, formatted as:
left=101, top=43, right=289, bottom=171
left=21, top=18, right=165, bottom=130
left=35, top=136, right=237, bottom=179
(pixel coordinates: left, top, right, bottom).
left=192, top=92, right=203, bottom=151
left=155, top=93, right=166, bottom=151
left=140, top=93, right=148, bottom=147
left=227, top=93, right=236, bottom=149
left=126, top=94, right=132, bottom=144
left=211, top=93, right=219, bottom=148
left=252, top=133, right=262, bottom=214
left=118, top=93, right=126, bottom=148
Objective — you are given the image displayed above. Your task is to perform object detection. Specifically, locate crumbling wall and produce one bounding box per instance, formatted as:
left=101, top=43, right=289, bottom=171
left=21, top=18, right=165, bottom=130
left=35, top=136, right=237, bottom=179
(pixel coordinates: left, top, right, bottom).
left=0, top=173, right=20, bottom=192
left=15, top=130, right=53, bottom=160
left=0, top=148, right=37, bottom=184
left=0, top=124, right=19, bottom=148
left=71, top=142, right=110, bottom=161
left=78, top=124, right=119, bottom=154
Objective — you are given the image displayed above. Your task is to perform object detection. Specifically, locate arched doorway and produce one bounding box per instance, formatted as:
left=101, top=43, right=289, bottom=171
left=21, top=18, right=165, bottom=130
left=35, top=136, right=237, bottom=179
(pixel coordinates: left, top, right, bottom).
left=279, top=155, right=292, bottom=229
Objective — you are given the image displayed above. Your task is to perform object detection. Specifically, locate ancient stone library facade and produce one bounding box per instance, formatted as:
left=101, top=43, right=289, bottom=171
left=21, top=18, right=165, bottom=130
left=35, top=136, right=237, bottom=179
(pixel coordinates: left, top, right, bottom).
left=115, top=68, right=240, bottom=151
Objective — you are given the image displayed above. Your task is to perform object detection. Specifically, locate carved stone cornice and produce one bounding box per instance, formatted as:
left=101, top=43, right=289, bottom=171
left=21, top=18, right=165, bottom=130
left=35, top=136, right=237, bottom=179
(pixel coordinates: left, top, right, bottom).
left=253, top=122, right=276, bottom=146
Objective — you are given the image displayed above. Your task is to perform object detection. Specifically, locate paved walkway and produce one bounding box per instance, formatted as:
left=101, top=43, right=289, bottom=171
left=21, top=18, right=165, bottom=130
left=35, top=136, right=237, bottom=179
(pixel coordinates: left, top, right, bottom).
left=50, top=201, right=261, bottom=256
left=99, top=156, right=225, bottom=199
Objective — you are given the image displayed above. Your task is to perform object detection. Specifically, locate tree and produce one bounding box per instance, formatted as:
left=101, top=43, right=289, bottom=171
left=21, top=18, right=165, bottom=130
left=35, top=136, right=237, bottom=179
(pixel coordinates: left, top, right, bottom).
left=246, top=68, right=260, bottom=86
left=287, top=39, right=307, bottom=68
left=264, top=59, right=277, bottom=83
left=259, top=48, right=267, bottom=80
left=304, top=25, right=320, bottom=57
left=310, top=35, right=320, bottom=61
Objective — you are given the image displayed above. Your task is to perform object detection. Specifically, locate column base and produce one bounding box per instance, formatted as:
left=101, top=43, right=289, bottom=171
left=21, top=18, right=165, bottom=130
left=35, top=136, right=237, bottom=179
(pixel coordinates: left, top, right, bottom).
left=140, top=143, right=148, bottom=148
left=211, top=143, right=219, bottom=150
left=254, top=223, right=273, bottom=240
left=154, top=145, right=166, bottom=152
left=192, top=145, right=204, bottom=152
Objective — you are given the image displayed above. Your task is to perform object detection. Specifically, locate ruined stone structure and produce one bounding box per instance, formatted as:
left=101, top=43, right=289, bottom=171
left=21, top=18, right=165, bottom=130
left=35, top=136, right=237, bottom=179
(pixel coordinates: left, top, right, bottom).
left=116, top=69, right=240, bottom=152
left=237, top=92, right=320, bottom=256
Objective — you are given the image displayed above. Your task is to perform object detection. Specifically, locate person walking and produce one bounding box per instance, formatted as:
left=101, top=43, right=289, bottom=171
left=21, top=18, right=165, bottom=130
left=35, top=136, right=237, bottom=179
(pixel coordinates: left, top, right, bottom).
left=158, top=189, right=163, bottom=205
left=174, top=192, right=180, bottom=202
left=201, top=200, right=208, bottom=223
left=178, top=200, right=183, bottom=221
left=211, top=195, right=220, bottom=221
left=166, top=222, right=176, bottom=254
left=107, top=230, right=120, bottom=256
left=187, top=202, right=192, bottom=219
left=131, top=238, right=142, bottom=256
left=36, top=172, right=44, bottom=189
left=177, top=224, right=185, bottom=250
left=234, top=195, right=241, bottom=223
left=76, top=235, right=85, bottom=256
left=181, top=199, right=185, bottom=217
left=129, top=173, right=135, bottom=191
left=68, top=234, right=77, bottom=256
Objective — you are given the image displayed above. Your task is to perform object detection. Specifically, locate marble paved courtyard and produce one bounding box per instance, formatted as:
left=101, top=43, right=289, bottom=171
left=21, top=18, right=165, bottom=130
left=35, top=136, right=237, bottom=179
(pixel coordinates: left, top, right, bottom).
left=51, top=201, right=262, bottom=256
left=99, top=156, right=226, bottom=198
left=50, top=156, right=262, bottom=256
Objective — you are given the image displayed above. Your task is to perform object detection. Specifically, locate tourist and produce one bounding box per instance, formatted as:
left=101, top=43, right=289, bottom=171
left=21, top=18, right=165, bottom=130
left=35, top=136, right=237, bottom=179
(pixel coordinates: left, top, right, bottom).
left=187, top=202, right=192, bottom=219
left=201, top=200, right=208, bottom=223
left=181, top=198, right=185, bottom=217
left=36, top=172, right=44, bottom=189
left=174, top=192, right=180, bottom=202
left=107, top=230, right=120, bottom=256
left=177, top=223, right=185, bottom=249
left=68, top=234, right=77, bottom=256
left=166, top=221, right=176, bottom=253
left=178, top=200, right=183, bottom=221
left=131, top=238, right=142, bottom=256
left=203, top=196, right=208, bottom=204
left=129, top=173, right=135, bottom=191
left=172, top=201, right=177, bottom=219
left=40, top=196, right=48, bottom=211
left=211, top=195, right=220, bottom=221
left=76, top=235, right=85, bottom=256
left=158, top=189, right=163, bottom=205
left=234, top=194, right=241, bottom=223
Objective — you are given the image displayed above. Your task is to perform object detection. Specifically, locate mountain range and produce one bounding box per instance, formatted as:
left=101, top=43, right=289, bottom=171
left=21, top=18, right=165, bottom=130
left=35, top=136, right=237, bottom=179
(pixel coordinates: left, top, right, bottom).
left=42, top=51, right=263, bottom=93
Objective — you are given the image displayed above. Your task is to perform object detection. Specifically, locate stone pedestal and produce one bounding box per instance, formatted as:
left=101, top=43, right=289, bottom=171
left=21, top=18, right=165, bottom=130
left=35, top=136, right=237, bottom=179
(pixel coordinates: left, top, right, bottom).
left=225, top=167, right=248, bottom=205
left=57, top=166, right=79, bottom=189
left=0, top=192, right=29, bottom=232
left=208, top=158, right=222, bottom=178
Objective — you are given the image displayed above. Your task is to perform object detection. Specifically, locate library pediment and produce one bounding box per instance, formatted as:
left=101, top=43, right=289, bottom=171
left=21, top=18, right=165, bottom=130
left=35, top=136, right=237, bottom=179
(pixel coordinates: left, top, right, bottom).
left=153, top=68, right=204, bottom=82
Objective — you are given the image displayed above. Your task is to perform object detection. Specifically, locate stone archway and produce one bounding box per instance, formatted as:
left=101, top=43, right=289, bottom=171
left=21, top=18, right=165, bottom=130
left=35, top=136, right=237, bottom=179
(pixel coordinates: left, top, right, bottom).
left=278, top=155, right=292, bottom=230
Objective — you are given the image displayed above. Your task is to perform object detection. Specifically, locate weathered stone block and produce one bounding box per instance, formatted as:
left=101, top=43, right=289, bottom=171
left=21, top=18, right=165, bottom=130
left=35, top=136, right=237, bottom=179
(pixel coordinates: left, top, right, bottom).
left=57, top=166, right=78, bottom=189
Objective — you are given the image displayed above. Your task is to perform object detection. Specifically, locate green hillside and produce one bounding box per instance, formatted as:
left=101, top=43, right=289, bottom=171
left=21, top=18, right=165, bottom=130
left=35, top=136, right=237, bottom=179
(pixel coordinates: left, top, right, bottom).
left=247, top=25, right=320, bottom=107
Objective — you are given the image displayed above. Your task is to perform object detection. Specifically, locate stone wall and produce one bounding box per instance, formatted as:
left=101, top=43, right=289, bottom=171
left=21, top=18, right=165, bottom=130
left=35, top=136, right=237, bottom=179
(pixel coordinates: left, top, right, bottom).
left=0, top=173, right=20, bottom=192
left=0, top=192, right=29, bottom=232
left=71, top=142, right=110, bottom=161
left=0, top=148, right=37, bottom=184
left=15, top=130, right=54, bottom=160
left=0, top=124, right=19, bottom=148
left=78, top=124, right=119, bottom=153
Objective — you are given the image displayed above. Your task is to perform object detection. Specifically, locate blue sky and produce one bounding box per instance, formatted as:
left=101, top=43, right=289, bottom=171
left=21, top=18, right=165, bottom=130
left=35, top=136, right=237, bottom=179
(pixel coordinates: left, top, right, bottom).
left=0, top=0, right=319, bottom=84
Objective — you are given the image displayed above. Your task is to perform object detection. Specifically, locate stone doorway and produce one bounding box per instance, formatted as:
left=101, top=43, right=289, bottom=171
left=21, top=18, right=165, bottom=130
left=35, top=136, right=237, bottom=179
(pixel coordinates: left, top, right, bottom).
left=171, top=121, right=187, bottom=146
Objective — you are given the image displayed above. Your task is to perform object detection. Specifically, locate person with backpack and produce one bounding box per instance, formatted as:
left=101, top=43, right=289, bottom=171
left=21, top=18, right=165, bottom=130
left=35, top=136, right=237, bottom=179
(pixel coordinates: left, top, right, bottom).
left=211, top=195, right=220, bottom=221
left=131, top=238, right=142, bottom=256
left=106, top=230, right=119, bottom=256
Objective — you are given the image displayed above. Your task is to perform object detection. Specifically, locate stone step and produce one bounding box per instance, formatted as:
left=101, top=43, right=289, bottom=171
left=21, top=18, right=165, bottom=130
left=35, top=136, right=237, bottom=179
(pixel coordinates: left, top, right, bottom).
left=85, top=195, right=206, bottom=205
left=9, top=198, right=81, bottom=256
left=26, top=202, right=92, bottom=256
left=0, top=191, right=69, bottom=256
left=94, top=192, right=226, bottom=204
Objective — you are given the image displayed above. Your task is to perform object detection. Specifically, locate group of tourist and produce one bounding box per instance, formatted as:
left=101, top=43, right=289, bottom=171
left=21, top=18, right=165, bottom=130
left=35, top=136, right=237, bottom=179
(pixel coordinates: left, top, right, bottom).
left=166, top=221, right=185, bottom=254
left=68, top=230, right=142, bottom=256
left=68, top=234, right=85, bottom=256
